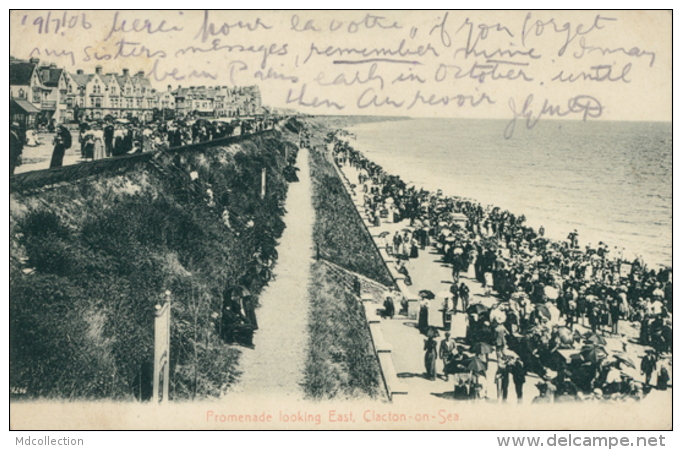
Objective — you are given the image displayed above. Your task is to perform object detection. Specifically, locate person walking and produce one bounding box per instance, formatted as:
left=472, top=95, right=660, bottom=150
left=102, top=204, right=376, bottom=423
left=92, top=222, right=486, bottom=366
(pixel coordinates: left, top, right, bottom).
left=494, top=319, right=509, bottom=361
left=49, top=125, right=71, bottom=168
left=641, top=350, right=657, bottom=386
left=511, top=357, right=526, bottom=403
left=418, top=297, right=429, bottom=334
left=496, top=356, right=510, bottom=402
left=439, top=332, right=454, bottom=381
left=610, top=297, right=621, bottom=335
left=442, top=291, right=453, bottom=330
left=424, top=336, right=438, bottom=381
left=104, top=120, right=114, bottom=157
left=10, top=122, right=24, bottom=175
left=459, top=282, right=470, bottom=314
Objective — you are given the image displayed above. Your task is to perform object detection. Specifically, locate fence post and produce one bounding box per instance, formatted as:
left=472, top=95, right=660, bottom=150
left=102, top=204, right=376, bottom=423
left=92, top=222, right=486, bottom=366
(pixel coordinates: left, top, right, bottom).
left=261, top=167, right=266, bottom=199
left=153, top=290, right=171, bottom=405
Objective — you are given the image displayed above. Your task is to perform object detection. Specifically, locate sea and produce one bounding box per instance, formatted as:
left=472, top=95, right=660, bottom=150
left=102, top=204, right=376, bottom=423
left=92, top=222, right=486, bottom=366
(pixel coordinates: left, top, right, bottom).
left=345, top=118, right=672, bottom=268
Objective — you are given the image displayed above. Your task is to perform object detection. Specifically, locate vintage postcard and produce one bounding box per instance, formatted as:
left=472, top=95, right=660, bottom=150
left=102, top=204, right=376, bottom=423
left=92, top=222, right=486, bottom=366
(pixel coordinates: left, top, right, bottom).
left=9, top=10, right=672, bottom=431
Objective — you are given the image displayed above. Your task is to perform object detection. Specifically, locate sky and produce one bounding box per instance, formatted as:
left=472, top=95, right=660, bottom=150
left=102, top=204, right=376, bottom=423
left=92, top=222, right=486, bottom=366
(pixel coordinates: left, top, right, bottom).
left=10, top=10, right=672, bottom=121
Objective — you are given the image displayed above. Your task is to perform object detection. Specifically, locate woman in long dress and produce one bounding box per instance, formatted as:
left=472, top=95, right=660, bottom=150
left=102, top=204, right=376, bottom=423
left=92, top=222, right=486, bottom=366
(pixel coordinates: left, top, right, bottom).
left=92, top=127, right=105, bottom=160
left=81, top=130, right=94, bottom=160
left=424, top=336, right=437, bottom=380
left=418, top=298, right=429, bottom=333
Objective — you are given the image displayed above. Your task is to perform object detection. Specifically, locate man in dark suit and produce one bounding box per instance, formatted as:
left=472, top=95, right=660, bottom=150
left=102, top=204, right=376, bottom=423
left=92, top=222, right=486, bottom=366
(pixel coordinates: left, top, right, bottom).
left=10, top=122, right=24, bottom=175
left=511, top=357, right=526, bottom=403
left=104, top=120, right=115, bottom=157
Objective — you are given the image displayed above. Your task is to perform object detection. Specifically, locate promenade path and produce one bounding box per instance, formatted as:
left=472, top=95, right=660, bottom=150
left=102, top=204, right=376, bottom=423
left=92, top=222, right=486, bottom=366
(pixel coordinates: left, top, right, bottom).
left=224, top=146, right=313, bottom=401
left=337, top=161, right=666, bottom=407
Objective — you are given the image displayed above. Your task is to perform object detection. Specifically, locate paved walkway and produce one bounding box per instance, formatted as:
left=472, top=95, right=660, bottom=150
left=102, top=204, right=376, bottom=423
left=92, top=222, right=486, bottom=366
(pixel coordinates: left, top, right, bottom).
left=337, top=162, right=666, bottom=406
left=15, top=132, right=82, bottom=174
left=224, top=147, right=313, bottom=401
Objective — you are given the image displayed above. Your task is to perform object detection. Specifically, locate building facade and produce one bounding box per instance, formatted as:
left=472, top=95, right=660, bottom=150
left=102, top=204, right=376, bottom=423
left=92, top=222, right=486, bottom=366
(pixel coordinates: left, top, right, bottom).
left=10, top=57, right=67, bottom=125
left=11, top=57, right=265, bottom=126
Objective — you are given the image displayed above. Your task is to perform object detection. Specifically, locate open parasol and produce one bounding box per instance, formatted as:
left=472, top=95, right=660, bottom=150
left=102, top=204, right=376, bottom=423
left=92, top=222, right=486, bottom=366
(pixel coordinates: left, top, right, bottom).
left=536, top=304, right=552, bottom=320
left=545, top=286, right=559, bottom=300
left=471, top=342, right=494, bottom=355
left=579, top=345, right=608, bottom=364
left=419, top=290, right=436, bottom=300
left=584, top=332, right=607, bottom=346
left=489, top=308, right=506, bottom=324
left=468, top=357, right=487, bottom=374
left=426, top=326, right=440, bottom=338
left=377, top=231, right=390, bottom=238
left=611, top=352, right=636, bottom=369
left=467, top=303, right=488, bottom=315
left=555, top=327, right=575, bottom=345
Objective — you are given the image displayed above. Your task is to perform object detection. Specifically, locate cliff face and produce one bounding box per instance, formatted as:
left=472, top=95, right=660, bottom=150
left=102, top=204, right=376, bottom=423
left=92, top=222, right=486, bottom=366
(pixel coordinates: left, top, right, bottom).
left=10, top=133, right=297, bottom=400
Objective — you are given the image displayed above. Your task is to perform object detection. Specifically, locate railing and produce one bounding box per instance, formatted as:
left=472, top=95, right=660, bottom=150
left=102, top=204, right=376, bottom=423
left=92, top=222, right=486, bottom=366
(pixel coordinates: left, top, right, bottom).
left=10, top=128, right=278, bottom=193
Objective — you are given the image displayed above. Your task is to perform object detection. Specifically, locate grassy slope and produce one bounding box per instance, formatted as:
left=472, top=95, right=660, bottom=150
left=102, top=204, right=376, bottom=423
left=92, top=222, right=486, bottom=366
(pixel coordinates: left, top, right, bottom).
left=304, top=261, right=386, bottom=400
left=307, top=143, right=394, bottom=286
left=9, top=135, right=293, bottom=400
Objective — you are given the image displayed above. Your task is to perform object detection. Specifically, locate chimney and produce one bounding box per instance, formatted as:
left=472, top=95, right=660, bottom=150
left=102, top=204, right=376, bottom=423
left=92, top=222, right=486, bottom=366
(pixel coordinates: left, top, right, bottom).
left=76, top=69, right=84, bottom=75
left=137, top=70, right=144, bottom=77
left=167, top=84, right=172, bottom=91
left=29, top=57, right=39, bottom=64
left=122, top=68, right=129, bottom=76
left=95, top=65, right=102, bottom=75
left=49, top=63, right=57, bottom=69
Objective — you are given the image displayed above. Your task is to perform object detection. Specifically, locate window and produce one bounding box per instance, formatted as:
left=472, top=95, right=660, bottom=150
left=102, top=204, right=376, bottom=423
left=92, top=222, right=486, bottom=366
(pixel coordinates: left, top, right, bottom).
left=66, top=97, right=73, bottom=107
left=68, top=84, right=72, bottom=93
left=126, top=87, right=131, bottom=95
left=95, top=98, right=102, bottom=108
left=136, top=99, right=141, bottom=108
left=111, top=86, right=116, bottom=95
left=79, top=98, right=84, bottom=107
left=33, top=90, right=41, bottom=103
left=91, top=97, right=95, bottom=107
left=18, top=88, right=25, bottom=99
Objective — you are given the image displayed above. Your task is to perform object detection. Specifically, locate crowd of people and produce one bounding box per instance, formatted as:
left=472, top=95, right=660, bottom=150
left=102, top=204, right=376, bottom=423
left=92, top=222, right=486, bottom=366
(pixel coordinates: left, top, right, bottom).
left=328, top=130, right=672, bottom=404
left=10, top=116, right=281, bottom=173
